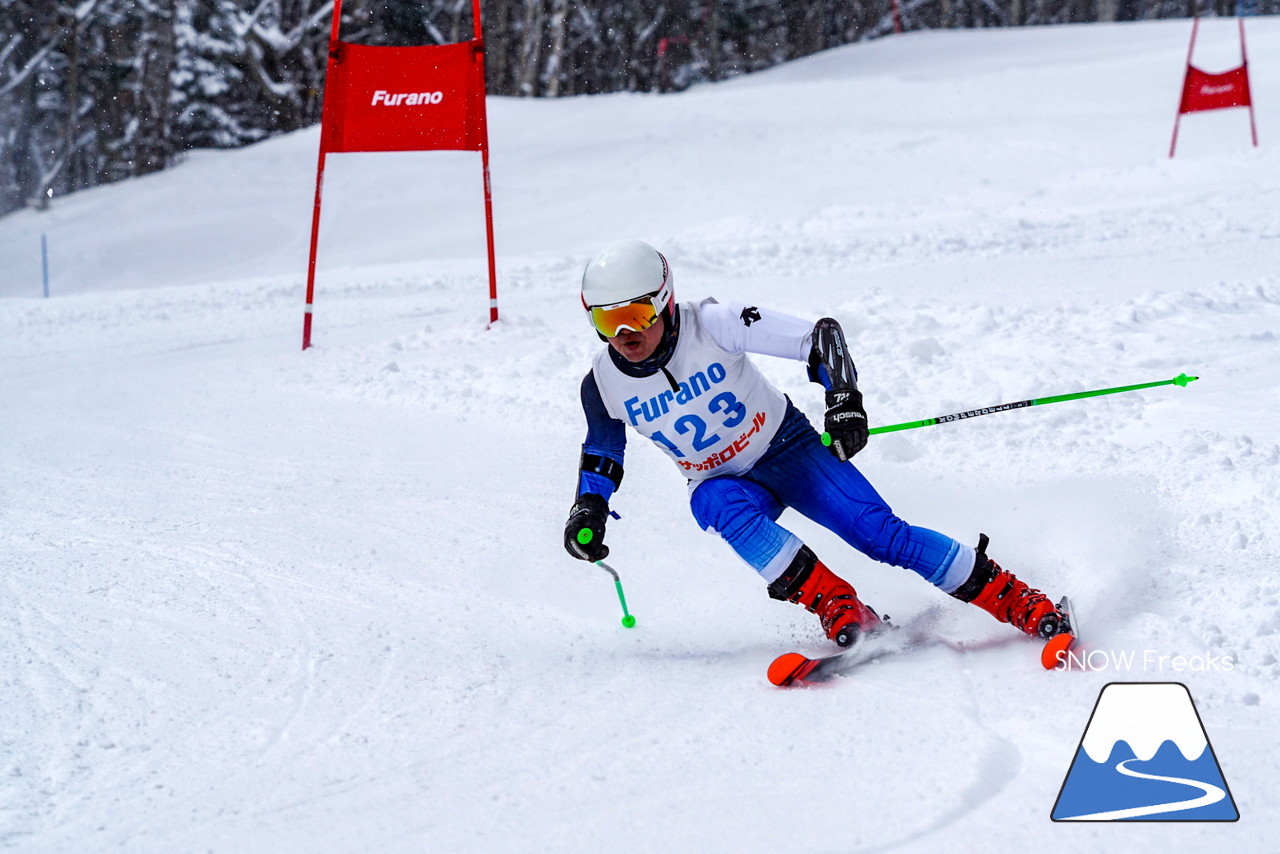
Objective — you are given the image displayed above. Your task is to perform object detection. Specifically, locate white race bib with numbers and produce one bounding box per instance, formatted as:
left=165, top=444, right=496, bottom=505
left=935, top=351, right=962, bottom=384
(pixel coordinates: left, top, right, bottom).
left=591, top=300, right=792, bottom=480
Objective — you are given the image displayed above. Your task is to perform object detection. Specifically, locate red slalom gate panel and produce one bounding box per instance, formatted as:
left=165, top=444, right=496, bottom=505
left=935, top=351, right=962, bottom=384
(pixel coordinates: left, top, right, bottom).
left=1179, top=64, right=1252, bottom=114
left=303, top=0, right=498, bottom=350
left=1170, top=17, right=1259, bottom=158
left=319, top=41, right=487, bottom=154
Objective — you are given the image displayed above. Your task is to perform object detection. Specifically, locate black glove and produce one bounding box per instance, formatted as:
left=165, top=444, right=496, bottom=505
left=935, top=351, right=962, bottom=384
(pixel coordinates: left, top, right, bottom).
left=564, top=493, right=610, bottom=561
left=824, top=388, right=868, bottom=461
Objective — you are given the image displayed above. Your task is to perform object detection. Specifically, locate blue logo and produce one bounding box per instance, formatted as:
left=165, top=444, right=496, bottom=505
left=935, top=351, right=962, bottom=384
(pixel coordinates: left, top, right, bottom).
left=623, top=362, right=727, bottom=425
left=1052, top=682, right=1238, bottom=821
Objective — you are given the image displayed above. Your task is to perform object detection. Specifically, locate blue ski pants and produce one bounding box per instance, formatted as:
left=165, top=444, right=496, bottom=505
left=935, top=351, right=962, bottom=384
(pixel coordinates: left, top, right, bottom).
left=689, top=401, right=971, bottom=589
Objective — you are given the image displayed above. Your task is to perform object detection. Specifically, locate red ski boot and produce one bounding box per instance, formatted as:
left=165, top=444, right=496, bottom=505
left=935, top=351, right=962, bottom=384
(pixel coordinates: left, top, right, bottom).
left=768, top=546, right=883, bottom=647
left=951, top=534, right=1066, bottom=639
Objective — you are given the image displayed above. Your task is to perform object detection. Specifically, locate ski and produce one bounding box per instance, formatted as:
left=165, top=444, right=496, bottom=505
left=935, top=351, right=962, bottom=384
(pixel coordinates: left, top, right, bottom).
left=768, top=595, right=1081, bottom=686
left=1039, top=595, right=1078, bottom=670
left=767, top=621, right=922, bottom=687
left=767, top=649, right=853, bottom=687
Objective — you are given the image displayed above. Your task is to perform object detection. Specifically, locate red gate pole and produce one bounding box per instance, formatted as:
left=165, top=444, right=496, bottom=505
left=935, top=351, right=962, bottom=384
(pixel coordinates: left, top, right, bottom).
left=303, top=0, right=345, bottom=350
left=1240, top=16, right=1259, bottom=147
left=301, top=144, right=329, bottom=350
left=1169, top=16, right=1200, bottom=159
left=474, top=0, right=499, bottom=326
left=481, top=143, right=499, bottom=325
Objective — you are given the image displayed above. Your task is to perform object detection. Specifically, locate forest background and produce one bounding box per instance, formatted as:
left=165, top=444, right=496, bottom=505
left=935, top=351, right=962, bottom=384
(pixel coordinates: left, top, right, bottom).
left=0, top=0, right=1271, bottom=216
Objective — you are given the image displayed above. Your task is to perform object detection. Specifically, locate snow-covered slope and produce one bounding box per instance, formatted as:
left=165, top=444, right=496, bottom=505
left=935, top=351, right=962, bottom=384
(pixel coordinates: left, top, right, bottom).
left=2, top=18, right=1278, bottom=852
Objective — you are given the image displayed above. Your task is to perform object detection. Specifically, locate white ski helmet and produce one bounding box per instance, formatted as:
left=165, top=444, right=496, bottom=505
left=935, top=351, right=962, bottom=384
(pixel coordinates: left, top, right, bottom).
left=580, top=239, right=673, bottom=334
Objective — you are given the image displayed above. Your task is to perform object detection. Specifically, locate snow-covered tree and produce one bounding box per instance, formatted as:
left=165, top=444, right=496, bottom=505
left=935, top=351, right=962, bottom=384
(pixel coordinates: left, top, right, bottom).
left=5, top=0, right=1280, bottom=216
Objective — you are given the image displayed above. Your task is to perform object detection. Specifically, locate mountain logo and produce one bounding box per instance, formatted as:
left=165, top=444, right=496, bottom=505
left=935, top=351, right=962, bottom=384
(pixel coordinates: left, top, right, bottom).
left=1052, top=682, right=1239, bottom=822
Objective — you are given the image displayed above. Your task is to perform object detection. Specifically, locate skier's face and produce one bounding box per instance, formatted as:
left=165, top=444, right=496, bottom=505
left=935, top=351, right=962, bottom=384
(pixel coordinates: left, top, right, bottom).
left=608, top=313, right=665, bottom=362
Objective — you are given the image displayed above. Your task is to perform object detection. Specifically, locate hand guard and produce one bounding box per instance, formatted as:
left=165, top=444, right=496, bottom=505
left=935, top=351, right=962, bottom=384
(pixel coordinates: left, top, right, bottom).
left=824, top=388, right=869, bottom=461
left=564, top=493, right=610, bottom=561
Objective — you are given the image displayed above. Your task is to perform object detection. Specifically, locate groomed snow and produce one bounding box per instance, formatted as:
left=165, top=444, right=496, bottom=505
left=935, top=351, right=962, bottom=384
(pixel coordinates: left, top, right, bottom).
left=2, top=17, right=1278, bottom=853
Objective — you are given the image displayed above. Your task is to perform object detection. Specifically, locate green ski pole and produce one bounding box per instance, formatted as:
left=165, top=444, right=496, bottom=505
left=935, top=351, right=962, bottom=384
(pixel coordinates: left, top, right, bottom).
left=594, top=560, right=636, bottom=628
left=823, top=372, right=1198, bottom=444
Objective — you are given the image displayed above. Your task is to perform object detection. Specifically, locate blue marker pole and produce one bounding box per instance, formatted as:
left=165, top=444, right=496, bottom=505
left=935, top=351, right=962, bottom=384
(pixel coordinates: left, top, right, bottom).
left=41, top=234, right=49, bottom=298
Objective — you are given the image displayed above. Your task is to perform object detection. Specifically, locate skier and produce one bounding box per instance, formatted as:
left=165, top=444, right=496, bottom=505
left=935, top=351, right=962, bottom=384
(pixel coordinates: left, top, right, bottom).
left=564, top=239, right=1068, bottom=648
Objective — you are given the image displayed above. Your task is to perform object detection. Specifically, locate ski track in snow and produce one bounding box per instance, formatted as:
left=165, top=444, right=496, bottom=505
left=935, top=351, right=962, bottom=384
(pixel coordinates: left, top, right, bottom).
left=3, top=19, right=1280, bottom=853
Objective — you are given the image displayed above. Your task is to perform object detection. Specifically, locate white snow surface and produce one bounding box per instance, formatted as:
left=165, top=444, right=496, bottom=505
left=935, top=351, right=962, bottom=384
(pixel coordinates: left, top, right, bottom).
left=2, top=18, right=1279, bottom=853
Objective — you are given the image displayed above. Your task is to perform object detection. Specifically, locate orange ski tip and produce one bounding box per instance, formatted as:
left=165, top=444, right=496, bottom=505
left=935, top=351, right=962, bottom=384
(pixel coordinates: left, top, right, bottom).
left=1042, top=633, right=1075, bottom=670
left=768, top=652, right=813, bottom=687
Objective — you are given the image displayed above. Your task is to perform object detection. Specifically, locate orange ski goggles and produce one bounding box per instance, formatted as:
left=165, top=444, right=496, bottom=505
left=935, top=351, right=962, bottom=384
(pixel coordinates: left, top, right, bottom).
left=587, top=296, right=661, bottom=339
